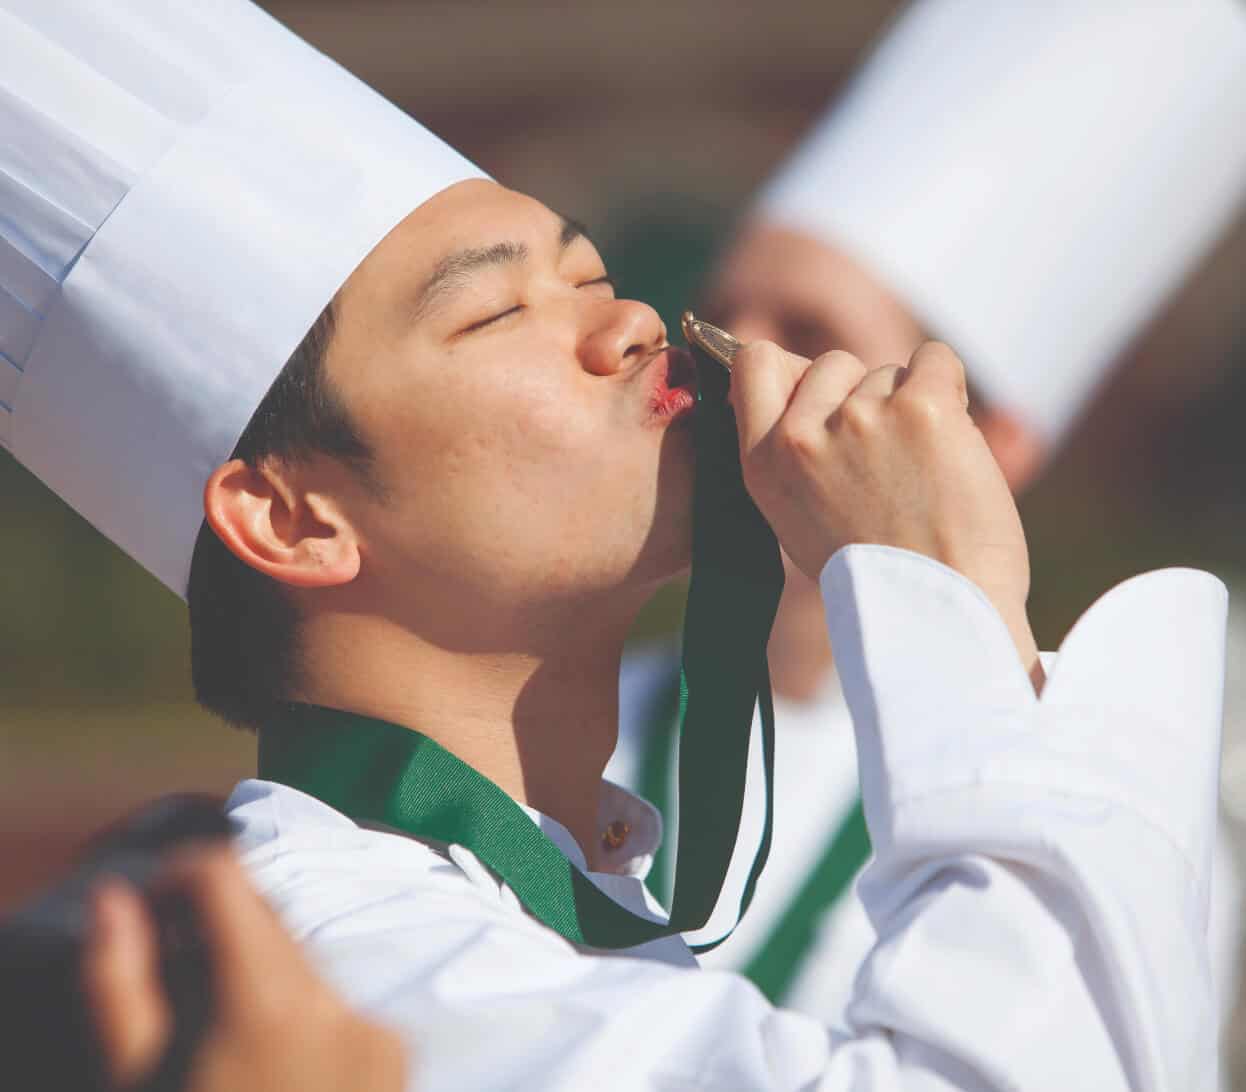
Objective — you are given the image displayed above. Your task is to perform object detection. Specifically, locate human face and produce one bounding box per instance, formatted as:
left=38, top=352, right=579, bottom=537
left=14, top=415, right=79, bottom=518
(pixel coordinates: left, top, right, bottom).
left=323, top=180, right=698, bottom=621
left=704, top=220, right=923, bottom=366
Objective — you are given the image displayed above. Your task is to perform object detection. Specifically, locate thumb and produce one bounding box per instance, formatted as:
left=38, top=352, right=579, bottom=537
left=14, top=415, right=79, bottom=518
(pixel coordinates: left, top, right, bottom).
left=83, top=880, right=173, bottom=1088
left=727, top=340, right=808, bottom=456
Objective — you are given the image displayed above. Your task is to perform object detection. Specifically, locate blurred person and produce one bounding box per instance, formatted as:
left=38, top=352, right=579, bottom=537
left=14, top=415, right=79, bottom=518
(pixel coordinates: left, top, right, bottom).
left=84, top=848, right=407, bottom=1092
left=0, top=2, right=1232, bottom=1090
left=610, top=0, right=1246, bottom=1030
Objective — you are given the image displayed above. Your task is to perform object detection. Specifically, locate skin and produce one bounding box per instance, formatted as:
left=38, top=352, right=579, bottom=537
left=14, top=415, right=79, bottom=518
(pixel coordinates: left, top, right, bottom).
left=705, top=219, right=1049, bottom=699
left=204, top=179, right=1039, bottom=861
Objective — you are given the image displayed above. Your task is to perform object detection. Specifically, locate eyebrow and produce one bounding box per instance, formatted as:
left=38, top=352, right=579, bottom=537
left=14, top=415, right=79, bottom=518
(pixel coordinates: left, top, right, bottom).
left=412, top=215, right=594, bottom=322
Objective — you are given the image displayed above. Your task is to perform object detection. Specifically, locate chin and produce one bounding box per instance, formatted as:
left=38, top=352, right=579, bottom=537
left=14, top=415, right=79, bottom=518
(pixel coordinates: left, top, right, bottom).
left=621, top=508, right=692, bottom=590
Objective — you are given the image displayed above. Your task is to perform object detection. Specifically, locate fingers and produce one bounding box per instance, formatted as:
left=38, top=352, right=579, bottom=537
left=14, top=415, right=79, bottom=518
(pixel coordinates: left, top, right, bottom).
left=780, top=351, right=870, bottom=436
left=727, top=341, right=809, bottom=454
left=902, top=340, right=968, bottom=408
left=83, top=880, right=173, bottom=1088
left=851, top=362, right=908, bottom=401
left=159, top=848, right=296, bottom=1013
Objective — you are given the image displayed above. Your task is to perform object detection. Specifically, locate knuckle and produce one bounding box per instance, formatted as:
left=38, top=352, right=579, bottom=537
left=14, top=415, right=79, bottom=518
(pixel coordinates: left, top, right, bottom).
left=774, top=417, right=823, bottom=465
left=835, top=394, right=878, bottom=435
left=816, top=349, right=867, bottom=381
left=896, top=390, right=945, bottom=431
left=918, top=340, right=967, bottom=380
left=918, top=337, right=955, bottom=360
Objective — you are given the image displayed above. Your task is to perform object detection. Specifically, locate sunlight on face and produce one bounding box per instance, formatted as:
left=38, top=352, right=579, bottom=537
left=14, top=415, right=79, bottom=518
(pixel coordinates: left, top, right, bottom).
left=323, top=180, right=696, bottom=622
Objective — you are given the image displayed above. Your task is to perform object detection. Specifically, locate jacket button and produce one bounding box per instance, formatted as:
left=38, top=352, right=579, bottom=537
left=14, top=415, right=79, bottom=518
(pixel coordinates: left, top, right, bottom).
left=601, top=820, right=631, bottom=850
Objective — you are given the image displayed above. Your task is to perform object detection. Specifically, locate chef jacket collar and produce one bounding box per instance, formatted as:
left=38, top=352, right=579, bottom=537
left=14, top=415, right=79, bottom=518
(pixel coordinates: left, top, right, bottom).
left=517, top=779, right=662, bottom=881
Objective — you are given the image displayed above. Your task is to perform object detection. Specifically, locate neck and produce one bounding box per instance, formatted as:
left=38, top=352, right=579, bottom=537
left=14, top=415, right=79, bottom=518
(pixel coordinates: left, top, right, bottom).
left=291, top=595, right=638, bottom=864
left=766, top=569, right=835, bottom=703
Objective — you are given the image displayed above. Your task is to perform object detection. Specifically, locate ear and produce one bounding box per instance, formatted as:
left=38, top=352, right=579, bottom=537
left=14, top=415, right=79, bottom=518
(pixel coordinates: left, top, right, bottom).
left=203, top=458, right=361, bottom=589
left=976, top=407, right=1049, bottom=495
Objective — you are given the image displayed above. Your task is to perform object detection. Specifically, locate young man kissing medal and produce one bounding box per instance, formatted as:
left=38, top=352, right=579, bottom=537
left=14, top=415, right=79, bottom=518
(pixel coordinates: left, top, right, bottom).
left=0, top=2, right=1228, bottom=1089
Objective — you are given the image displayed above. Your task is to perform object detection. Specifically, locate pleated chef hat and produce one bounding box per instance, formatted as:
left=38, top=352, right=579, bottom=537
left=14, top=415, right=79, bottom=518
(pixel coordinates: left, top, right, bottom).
left=757, top=0, right=1246, bottom=443
left=0, top=0, right=486, bottom=596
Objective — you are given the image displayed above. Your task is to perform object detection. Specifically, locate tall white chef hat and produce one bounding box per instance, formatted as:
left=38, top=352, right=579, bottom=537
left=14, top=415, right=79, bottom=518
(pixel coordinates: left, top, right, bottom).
left=756, top=0, right=1246, bottom=443
left=0, top=0, right=486, bottom=596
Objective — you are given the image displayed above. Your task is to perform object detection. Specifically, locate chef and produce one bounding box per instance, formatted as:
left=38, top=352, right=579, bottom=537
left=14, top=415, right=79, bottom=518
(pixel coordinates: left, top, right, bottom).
left=0, top=2, right=1228, bottom=1089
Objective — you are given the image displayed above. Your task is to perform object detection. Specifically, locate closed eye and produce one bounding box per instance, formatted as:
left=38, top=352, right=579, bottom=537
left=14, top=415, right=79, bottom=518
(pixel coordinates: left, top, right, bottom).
left=459, top=305, right=524, bottom=335
left=457, top=277, right=612, bottom=336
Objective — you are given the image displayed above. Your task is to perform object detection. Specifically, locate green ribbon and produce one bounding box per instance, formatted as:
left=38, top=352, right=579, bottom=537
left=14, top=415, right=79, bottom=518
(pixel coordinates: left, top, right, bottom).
left=636, top=667, right=682, bottom=907
left=259, top=353, right=784, bottom=951
left=638, top=666, right=872, bottom=999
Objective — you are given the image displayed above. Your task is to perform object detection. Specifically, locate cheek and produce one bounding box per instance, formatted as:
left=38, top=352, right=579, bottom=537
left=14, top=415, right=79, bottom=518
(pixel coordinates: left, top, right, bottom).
left=484, top=392, right=630, bottom=541
left=375, top=383, right=616, bottom=556
left=355, top=359, right=683, bottom=599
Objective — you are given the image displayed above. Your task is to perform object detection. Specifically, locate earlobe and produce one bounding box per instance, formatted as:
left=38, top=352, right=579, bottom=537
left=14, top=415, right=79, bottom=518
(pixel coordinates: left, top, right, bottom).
left=203, top=459, right=360, bottom=589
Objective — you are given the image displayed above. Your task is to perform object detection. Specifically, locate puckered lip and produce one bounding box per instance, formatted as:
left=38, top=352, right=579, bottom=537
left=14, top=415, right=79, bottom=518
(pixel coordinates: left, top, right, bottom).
left=664, top=346, right=698, bottom=392
left=641, top=346, right=699, bottom=423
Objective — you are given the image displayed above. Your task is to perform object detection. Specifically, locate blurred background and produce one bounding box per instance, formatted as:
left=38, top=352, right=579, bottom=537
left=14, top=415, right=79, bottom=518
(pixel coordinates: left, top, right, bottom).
left=3, top=0, right=1246, bottom=1076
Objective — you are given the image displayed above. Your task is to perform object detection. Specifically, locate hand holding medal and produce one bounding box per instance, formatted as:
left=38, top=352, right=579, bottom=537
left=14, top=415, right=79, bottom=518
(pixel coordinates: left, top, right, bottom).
left=704, top=324, right=1040, bottom=683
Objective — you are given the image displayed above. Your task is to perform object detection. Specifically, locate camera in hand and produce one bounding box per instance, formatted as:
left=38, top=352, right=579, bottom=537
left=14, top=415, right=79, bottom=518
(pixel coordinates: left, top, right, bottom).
left=0, top=795, right=232, bottom=1092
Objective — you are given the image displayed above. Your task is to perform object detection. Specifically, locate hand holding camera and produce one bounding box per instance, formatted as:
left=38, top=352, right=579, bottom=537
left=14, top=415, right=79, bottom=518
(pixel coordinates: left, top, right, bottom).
left=84, top=846, right=407, bottom=1092
left=0, top=797, right=406, bottom=1092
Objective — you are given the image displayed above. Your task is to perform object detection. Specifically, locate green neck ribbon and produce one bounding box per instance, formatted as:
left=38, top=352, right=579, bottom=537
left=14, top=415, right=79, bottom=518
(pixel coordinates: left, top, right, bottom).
left=638, top=665, right=872, bottom=1000
left=259, top=354, right=784, bottom=952
left=636, top=666, right=684, bottom=908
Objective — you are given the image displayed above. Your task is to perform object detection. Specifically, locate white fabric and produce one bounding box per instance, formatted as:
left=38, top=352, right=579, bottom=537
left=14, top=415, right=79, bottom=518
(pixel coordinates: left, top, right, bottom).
left=1212, top=597, right=1246, bottom=1021
left=0, top=0, right=485, bottom=594
left=229, top=545, right=1227, bottom=1091
left=614, top=643, right=1242, bottom=1033
left=758, top=0, right=1246, bottom=442
left=1219, top=598, right=1246, bottom=826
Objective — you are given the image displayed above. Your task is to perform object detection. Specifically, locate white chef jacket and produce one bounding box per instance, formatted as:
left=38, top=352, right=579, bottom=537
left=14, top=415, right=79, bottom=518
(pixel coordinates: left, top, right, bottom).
left=228, top=546, right=1227, bottom=1091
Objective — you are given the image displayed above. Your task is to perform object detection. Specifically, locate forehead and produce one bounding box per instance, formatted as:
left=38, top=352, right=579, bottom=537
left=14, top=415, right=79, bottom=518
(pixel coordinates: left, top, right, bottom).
left=339, top=179, right=564, bottom=307
left=718, top=222, right=830, bottom=293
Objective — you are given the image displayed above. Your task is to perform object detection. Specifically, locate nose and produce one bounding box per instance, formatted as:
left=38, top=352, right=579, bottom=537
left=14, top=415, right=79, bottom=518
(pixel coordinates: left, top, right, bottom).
left=579, top=298, right=666, bottom=377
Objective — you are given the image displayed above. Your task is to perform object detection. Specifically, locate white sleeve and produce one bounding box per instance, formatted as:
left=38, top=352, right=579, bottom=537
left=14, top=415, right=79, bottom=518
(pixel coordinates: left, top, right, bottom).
left=335, top=547, right=1225, bottom=1092
left=823, top=545, right=1227, bottom=1091
left=758, top=0, right=1246, bottom=442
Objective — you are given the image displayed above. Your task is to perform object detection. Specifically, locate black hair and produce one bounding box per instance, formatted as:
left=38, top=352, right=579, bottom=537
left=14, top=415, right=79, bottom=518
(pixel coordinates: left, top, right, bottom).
left=186, top=301, right=377, bottom=731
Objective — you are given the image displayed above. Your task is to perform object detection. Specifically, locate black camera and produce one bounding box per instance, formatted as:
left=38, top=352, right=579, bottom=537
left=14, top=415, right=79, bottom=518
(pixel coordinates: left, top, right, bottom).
left=0, top=795, right=232, bottom=1091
